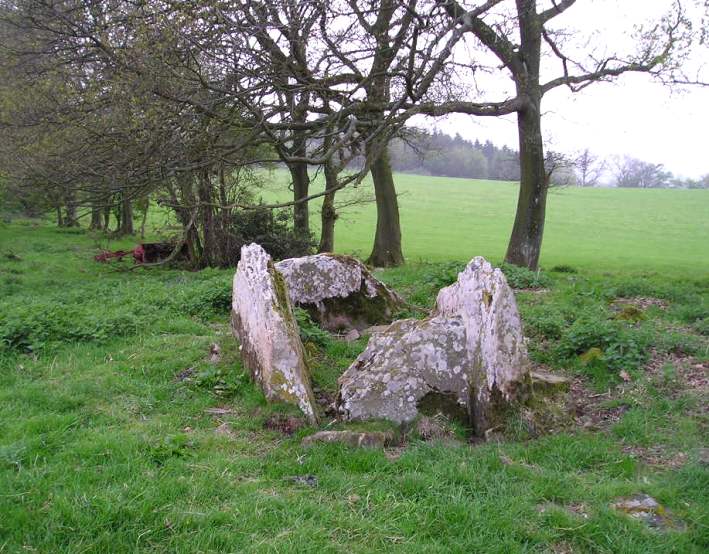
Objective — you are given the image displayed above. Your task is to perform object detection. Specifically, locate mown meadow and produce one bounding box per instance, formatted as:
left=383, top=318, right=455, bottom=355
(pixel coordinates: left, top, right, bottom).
left=262, top=171, right=709, bottom=273
left=0, top=176, right=707, bottom=552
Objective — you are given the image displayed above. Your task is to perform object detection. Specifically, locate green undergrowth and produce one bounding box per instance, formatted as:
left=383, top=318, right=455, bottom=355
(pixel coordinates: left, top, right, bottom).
left=0, top=221, right=707, bottom=552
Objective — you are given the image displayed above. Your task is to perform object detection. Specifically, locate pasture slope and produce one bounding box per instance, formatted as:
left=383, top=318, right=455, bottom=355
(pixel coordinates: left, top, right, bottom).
left=0, top=176, right=707, bottom=553
left=265, top=171, right=709, bottom=273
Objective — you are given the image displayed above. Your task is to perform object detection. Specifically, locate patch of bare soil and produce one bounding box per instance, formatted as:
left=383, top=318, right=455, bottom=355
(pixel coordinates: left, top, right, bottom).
left=570, top=348, right=708, bottom=433
left=644, top=349, right=708, bottom=401
left=621, top=445, right=689, bottom=469
left=570, top=378, right=630, bottom=431
left=215, top=422, right=237, bottom=439
left=263, top=413, right=306, bottom=436
left=516, top=288, right=550, bottom=295
left=611, top=297, right=669, bottom=311
left=566, top=346, right=708, bottom=468
left=537, top=501, right=590, bottom=520
left=313, top=386, right=337, bottom=417
left=174, top=367, right=196, bottom=382
left=549, top=542, right=576, bottom=554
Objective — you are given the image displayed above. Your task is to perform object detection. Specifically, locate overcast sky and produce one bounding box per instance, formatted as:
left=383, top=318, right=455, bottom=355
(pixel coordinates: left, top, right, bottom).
left=429, top=0, right=709, bottom=179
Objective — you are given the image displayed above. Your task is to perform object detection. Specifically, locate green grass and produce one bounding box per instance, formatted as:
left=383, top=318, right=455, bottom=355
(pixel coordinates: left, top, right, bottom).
left=1, top=184, right=708, bottom=552
left=261, top=170, right=709, bottom=273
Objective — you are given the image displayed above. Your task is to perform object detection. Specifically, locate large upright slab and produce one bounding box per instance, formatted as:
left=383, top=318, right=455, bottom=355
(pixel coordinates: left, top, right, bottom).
left=231, top=244, right=318, bottom=423
left=435, top=257, right=530, bottom=432
left=337, top=256, right=530, bottom=435
left=275, top=253, right=404, bottom=332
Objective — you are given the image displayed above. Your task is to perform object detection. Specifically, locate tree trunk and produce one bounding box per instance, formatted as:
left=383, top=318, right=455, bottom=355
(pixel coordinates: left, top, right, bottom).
left=289, top=161, right=310, bottom=239
left=504, top=0, right=546, bottom=270
left=504, top=101, right=547, bottom=270
left=171, top=177, right=202, bottom=266
left=139, top=203, right=149, bottom=239
left=114, top=205, right=121, bottom=233
left=197, top=171, right=218, bottom=268
left=90, top=202, right=102, bottom=230
left=318, top=161, right=338, bottom=253
left=64, top=200, right=79, bottom=227
left=367, top=147, right=404, bottom=267
left=102, top=205, right=111, bottom=230
left=119, top=193, right=134, bottom=235
left=56, top=205, right=64, bottom=227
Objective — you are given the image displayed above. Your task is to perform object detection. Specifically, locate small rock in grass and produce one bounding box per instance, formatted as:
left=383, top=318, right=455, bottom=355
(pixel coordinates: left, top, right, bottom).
left=611, top=494, right=684, bottom=531
left=698, top=448, right=709, bottom=465
left=288, top=474, right=318, bottom=487
left=343, top=329, right=361, bottom=342
left=208, top=343, right=221, bottom=363
left=301, top=430, right=393, bottom=449
left=174, top=367, right=195, bottom=382
left=530, top=370, right=571, bottom=394
left=214, top=422, right=237, bottom=439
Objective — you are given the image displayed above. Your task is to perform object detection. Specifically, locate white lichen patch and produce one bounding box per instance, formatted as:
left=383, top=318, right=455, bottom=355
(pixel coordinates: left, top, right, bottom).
left=275, top=254, right=369, bottom=304
left=338, top=317, right=469, bottom=423
left=275, top=253, right=404, bottom=331
left=338, top=256, right=530, bottom=433
left=232, top=244, right=318, bottom=423
left=435, top=256, right=529, bottom=403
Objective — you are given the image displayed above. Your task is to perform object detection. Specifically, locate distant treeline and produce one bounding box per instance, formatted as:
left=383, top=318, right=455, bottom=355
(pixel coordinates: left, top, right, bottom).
left=388, top=131, right=521, bottom=181
left=385, top=130, right=708, bottom=189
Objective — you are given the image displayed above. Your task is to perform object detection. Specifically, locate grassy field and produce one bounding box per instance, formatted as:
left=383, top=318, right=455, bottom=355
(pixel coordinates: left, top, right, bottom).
left=0, top=178, right=708, bottom=552
left=262, top=171, right=709, bottom=273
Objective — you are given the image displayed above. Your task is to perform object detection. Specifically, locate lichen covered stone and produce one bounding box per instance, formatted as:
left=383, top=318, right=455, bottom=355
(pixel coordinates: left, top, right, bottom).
left=275, top=253, right=404, bottom=332
left=338, top=317, right=469, bottom=423
left=338, top=256, right=530, bottom=435
left=231, top=243, right=318, bottom=423
left=435, top=256, right=530, bottom=432
left=301, top=430, right=393, bottom=448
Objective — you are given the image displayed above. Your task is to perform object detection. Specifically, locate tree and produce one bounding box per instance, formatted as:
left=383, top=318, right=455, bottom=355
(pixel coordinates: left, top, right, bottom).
left=574, top=149, right=605, bottom=187
left=613, top=156, right=673, bottom=188
left=544, top=150, right=576, bottom=188
left=408, top=0, right=701, bottom=269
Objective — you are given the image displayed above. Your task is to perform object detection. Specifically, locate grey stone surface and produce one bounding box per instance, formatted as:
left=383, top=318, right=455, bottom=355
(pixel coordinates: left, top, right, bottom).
left=231, top=243, right=318, bottom=423
left=435, top=257, right=530, bottom=432
left=338, top=256, right=530, bottom=434
left=301, top=430, right=393, bottom=448
left=338, top=317, right=469, bottom=423
left=275, top=253, right=404, bottom=331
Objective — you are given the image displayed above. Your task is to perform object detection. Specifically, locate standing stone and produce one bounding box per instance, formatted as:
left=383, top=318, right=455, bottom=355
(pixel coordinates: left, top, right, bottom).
left=275, top=253, right=405, bottom=332
left=435, top=257, right=530, bottom=434
left=231, top=244, right=318, bottom=423
left=337, top=256, right=530, bottom=436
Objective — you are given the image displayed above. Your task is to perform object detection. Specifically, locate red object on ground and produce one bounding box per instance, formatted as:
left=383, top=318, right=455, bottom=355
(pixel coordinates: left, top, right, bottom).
left=132, top=244, right=146, bottom=264
left=94, top=250, right=131, bottom=262
left=94, top=242, right=185, bottom=264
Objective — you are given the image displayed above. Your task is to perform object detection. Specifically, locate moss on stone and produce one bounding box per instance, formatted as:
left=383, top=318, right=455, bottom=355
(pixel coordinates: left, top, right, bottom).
left=416, top=391, right=470, bottom=426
